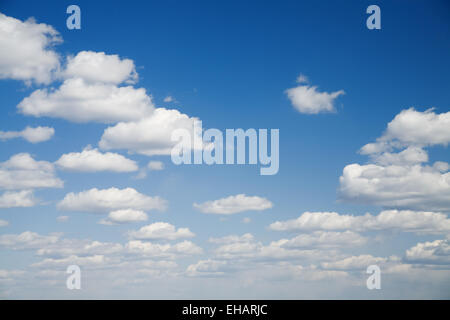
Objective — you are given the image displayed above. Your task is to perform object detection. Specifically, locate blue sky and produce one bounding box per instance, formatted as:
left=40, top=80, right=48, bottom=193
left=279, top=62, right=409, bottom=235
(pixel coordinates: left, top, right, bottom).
left=0, top=0, right=449, bottom=299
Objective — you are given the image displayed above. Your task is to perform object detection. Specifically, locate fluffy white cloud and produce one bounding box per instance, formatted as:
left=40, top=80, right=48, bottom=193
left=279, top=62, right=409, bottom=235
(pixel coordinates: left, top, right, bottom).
left=0, top=231, right=60, bottom=250
left=55, top=147, right=138, bottom=172
left=194, top=194, right=273, bottom=215
left=285, top=79, right=344, bottom=114
left=211, top=233, right=335, bottom=262
left=36, top=239, right=123, bottom=258
left=361, top=108, right=450, bottom=154
left=0, top=13, right=61, bottom=84
left=186, top=259, right=229, bottom=277
left=32, top=255, right=107, bottom=268
left=126, top=240, right=202, bottom=257
left=57, top=187, right=167, bottom=212
left=99, top=209, right=148, bottom=225
left=342, top=109, right=450, bottom=211
left=0, top=153, right=63, bottom=190
left=269, top=210, right=450, bottom=234
left=405, top=239, right=450, bottom=265
left=147, top=161, right=164, bottom=171
left=0, top=190, right=36, bottom=208
left=209, top=233, right=254, bottom=244
left=163, top=96, right=174, bottom=103
left=339, top=163, right=450, bottom=212
left=18, top=78, right=154, bottom=123
left=0, top=219, right=8, bottom=227
left=0, top=126, right=54, bottom=143
left=277, top=231, right=367, bottom=248
left=321, top=255, right=387, bottom=270
left=129, top=222, right=195, bottom=240
left=63, top=51, right=138, bottom=84
left=99, top=108, right=202, bottom=156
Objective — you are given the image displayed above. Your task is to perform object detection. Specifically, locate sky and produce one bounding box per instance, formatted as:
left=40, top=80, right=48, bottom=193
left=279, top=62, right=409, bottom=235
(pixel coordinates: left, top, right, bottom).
left=0, top=0, right=449, bottom=299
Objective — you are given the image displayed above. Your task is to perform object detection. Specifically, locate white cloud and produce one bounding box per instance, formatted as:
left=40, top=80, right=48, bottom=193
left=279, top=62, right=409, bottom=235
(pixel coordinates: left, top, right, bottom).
left=211, top=233, right=336, bottom=262
left=0, top=219, right=8, bottom=227
left=296, top=74, right=309, bottom=84
left=0, top=153, right=63, bottom=190
left=18, top=78, right=154, bottom=123
left=129, top=222, right=195, bottom=240
left=63, top=51, right=138, bottom=84
left=147, top=161, right=164, bottom=171
left=99, top=209, right=148, bottom=225
left=57, top=187, right=167, bottom=212
left=339, top=163, right=450, bottom=212
left=186, top=259, right=229, bottom=277
left=269, top=210, right=450, bottom=234
left=405, top=239, right=450, bottom=265
left=209, top=233, right=254, bottom=244
left=0, top=231, right=60, bottom=250
left=0, top=13, right=61, bottom=84
left=126, top=240, right=202, bottom=257
left=99, top=108, right=203, bottom=156
left=0, top=190, right=36, bottom=208
left=342, top=109, right=450, bottom=212
left=277, top=231, right=367, bottom=248
left=0, top=126, right=54, bottom=143
left=361, top=108, right=450, bottom=154
left=36, top=239, right=123, bottom=258
left=32, top=255, right=107, bottom=268
left=194, top=194, right=273, bottom=215
left=56, top=216, right=69, bottom=222
left=321, top=255, right=387, bottom=270
left=55, top=146, right=138, bottom=172
left=285, top=79, right=344, bottom=114
left=163, top=96, right=174, bottom=103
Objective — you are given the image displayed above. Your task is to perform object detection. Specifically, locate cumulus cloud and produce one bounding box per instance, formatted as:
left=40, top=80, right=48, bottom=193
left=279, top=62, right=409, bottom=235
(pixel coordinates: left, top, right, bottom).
left=0, top=13, right=61, bottom=84
left=186, top=259, right=229, bottom=277
left=18, top=78, right=154, bottom=123
left=57, top=187, right=167, bottom=212
left=163, top=96, right=175, bottom=103
left=321, top=254, right=387, bottom=270
left=361, top=108, right=450, bottom=155
left=55, top=146, right=138, bottom=172
left=129, top=222, right=195, bottom=240
left=211, top=233, right=336, bottom=262
left=0, top=153, right=63, bottom=190
left=0, top=190, right=36, bottom=208
left=405, top=239, right=450, bottom=265
left=63, top=51, right=138, bottom=84
left=269, top=210, right=450, bottom=235
left=341, top=109, right=450, bottom=212
left=99, top=209, right=148, bottom=225
left=99, top=108, right=203, bottom=156
left=35, top=238, right=123, bottom=258
left=0, top=219, right=8, bottom=227
left=285, top=77, right=344, bottom=114
left=32, top=255, right=107, bottom=268
left=126, top=240, right=202, bottom=257
left=277, top=231, right=367, bottom=248
left=339, top=163, right=450, bottom=212
left=194, top=194, right=273, bottom=215
left=0, top=231, right=60, bottom=250
left=0, top=126, right=54, bottom=143
left=147, top=161, right=164, bottom=171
